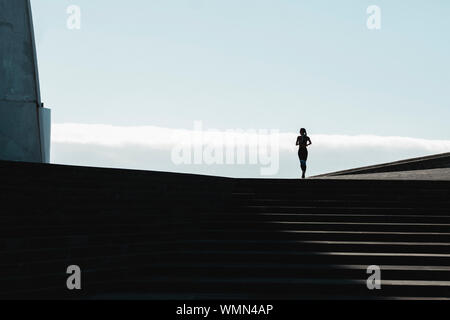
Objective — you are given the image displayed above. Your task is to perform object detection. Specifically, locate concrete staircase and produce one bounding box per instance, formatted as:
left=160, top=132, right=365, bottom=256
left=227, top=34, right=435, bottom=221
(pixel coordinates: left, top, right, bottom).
left=1, top=160, right=449, bottom=299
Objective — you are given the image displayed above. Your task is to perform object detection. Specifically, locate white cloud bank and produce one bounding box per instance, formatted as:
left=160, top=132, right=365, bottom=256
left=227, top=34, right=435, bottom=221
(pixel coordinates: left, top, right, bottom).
left=51, top=123, right=450, bottom=178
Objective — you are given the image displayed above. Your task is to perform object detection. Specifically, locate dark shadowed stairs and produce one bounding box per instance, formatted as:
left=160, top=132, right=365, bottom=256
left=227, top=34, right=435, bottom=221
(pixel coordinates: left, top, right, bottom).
left=1, top=160, right=449, bottom=299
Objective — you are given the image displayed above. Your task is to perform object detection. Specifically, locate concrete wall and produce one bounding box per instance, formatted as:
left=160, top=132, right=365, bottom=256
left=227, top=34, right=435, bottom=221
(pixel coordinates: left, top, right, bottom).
left=39, top=107, right=51, bottom=163
left=0, top=0, right=50, bottom=163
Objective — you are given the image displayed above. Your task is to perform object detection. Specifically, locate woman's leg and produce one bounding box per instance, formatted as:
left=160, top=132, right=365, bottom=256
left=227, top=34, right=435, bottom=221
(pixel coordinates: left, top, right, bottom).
left=299, top=149, right=307, bottom=178
left=300, top=160, right=307, bottom=178
left=303, top=149, right=308, bottom=178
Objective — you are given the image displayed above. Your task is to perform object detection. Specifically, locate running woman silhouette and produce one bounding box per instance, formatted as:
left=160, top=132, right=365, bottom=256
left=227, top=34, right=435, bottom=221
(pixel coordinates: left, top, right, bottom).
left=296, top=128, right=312, bottom=179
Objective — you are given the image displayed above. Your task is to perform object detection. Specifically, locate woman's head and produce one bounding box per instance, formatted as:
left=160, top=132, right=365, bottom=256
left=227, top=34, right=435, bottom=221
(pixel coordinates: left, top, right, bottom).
left=300, top=128, right=307, bottom=136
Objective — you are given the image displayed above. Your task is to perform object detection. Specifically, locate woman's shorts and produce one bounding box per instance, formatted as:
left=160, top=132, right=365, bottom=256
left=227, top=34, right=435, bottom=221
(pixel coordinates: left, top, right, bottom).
left=298, top=148, right=308, bottom=161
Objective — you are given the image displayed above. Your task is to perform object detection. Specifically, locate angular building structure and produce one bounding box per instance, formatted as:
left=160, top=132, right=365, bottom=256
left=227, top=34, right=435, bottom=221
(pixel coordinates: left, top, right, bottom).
left=0, top=0, right=50, bottom=163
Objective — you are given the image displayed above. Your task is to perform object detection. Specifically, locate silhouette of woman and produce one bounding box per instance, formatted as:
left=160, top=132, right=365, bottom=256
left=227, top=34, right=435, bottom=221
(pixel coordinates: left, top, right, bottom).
left=296, top=128, right=312, bottom=179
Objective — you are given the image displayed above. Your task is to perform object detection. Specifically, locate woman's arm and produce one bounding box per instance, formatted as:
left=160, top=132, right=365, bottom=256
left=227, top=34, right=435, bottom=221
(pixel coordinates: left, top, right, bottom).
left=296, top=136, right=300, bottom=146
left=307, top=137, right=312, bottom=146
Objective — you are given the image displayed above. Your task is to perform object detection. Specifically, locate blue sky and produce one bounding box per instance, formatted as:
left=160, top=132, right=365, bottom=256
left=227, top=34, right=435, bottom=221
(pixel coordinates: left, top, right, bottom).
left=30, top=1, right=450, bottom=177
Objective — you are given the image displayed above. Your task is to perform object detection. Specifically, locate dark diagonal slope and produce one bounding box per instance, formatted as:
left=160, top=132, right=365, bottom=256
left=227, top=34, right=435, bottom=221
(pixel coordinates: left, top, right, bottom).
left=313, top=152, right=450, bottom=178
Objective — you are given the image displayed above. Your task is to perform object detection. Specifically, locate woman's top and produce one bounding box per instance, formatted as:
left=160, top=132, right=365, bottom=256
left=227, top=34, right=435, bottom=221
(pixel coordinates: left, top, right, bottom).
left=297, top=135, right=311, bottom=150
